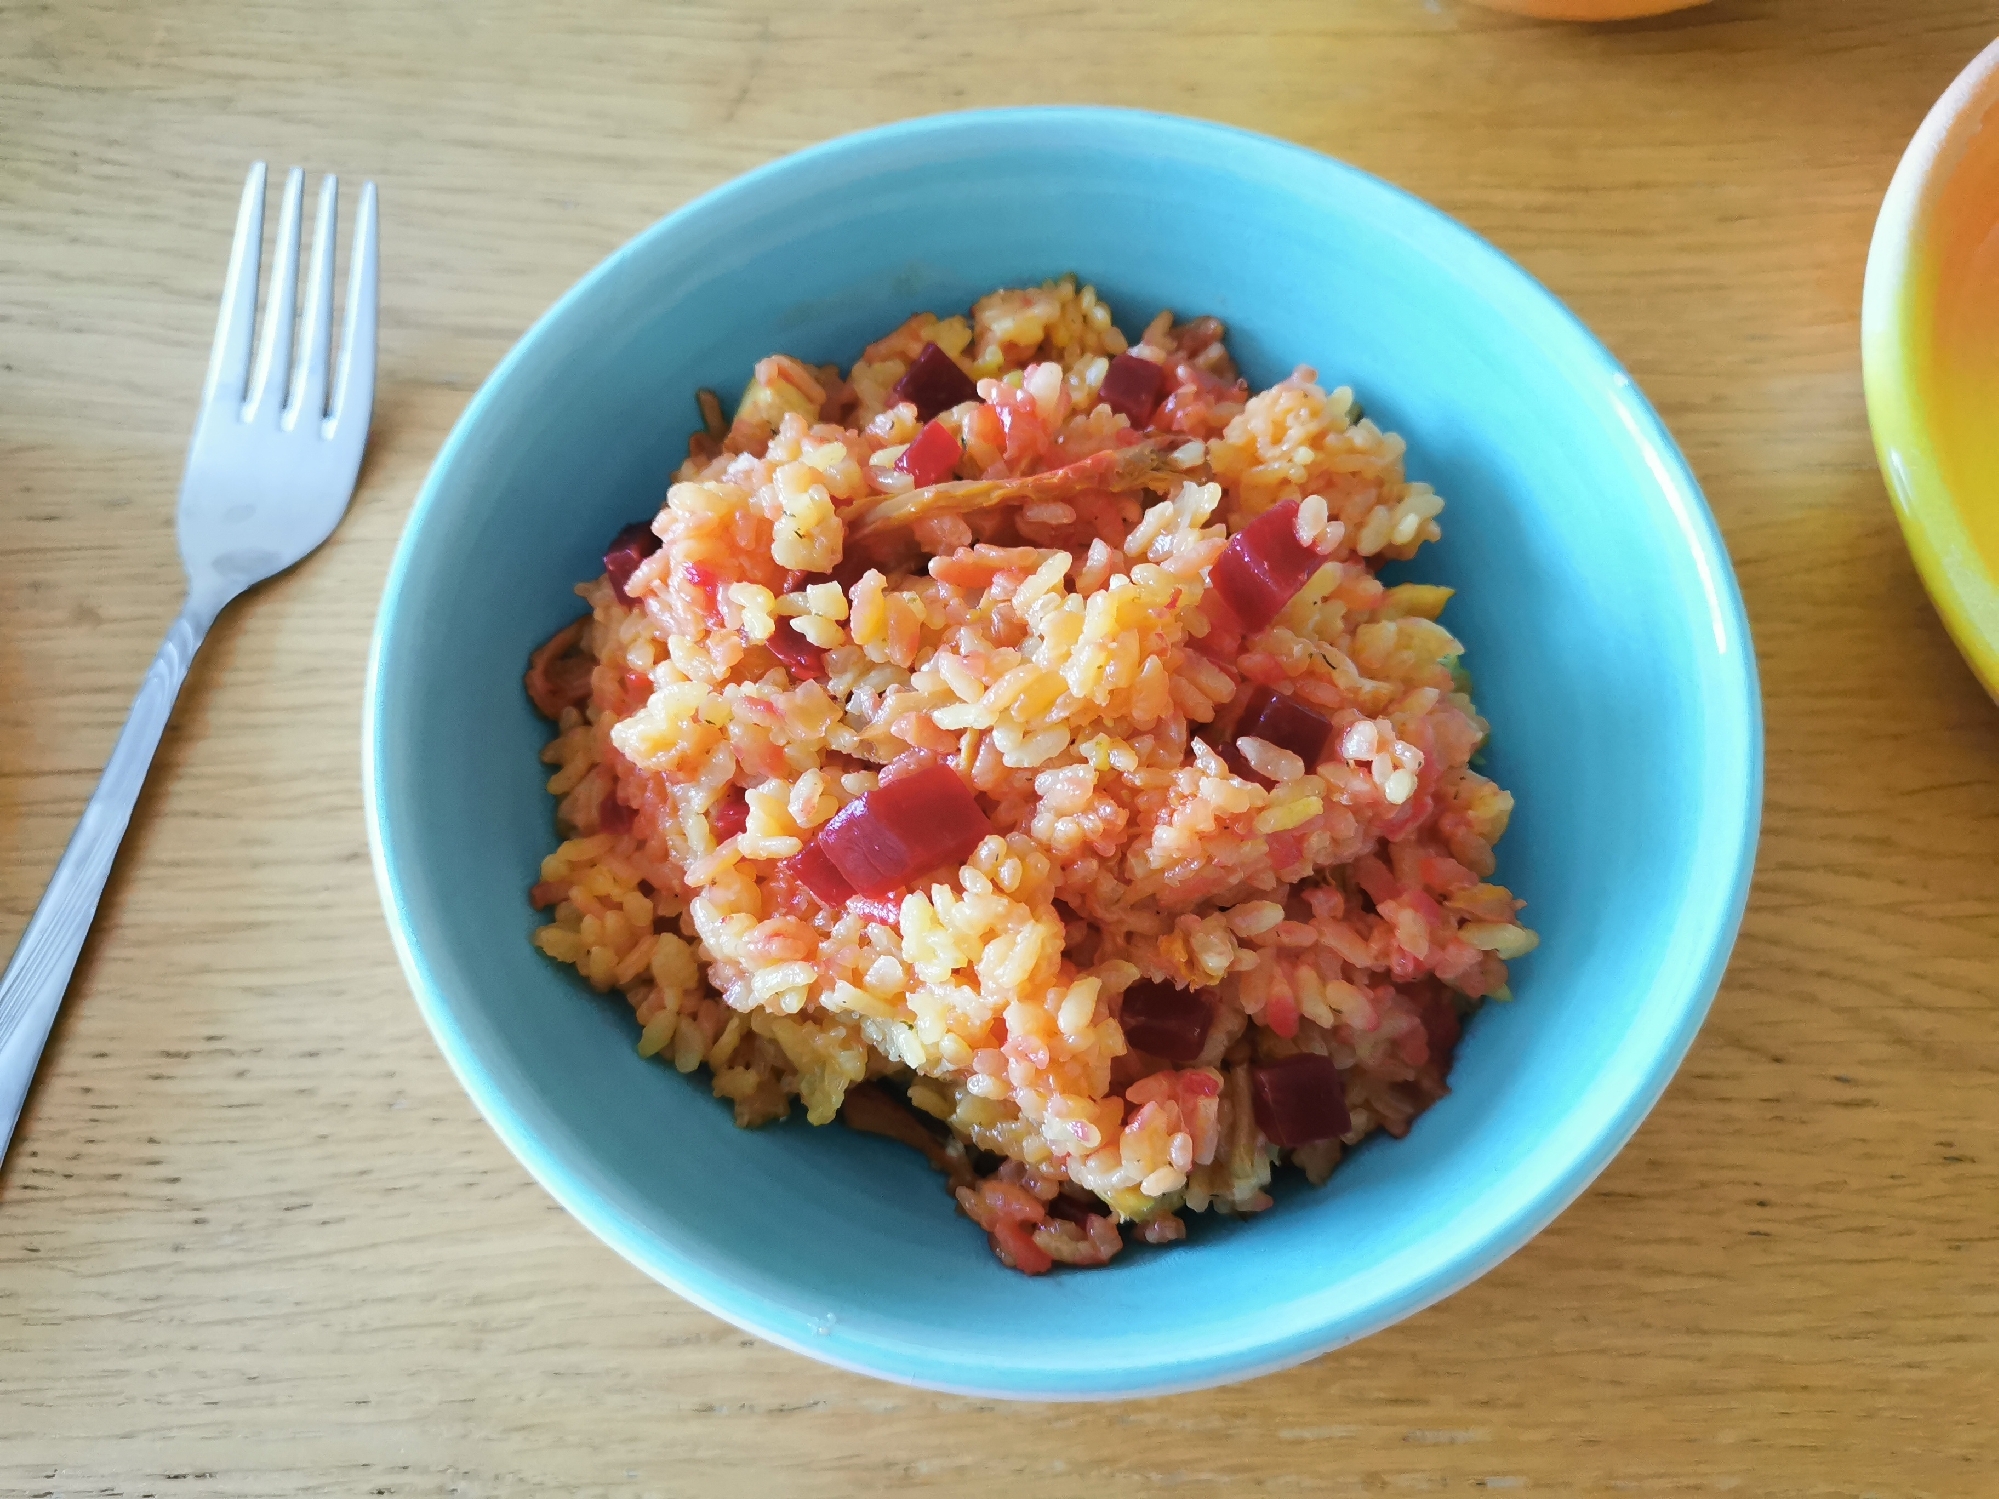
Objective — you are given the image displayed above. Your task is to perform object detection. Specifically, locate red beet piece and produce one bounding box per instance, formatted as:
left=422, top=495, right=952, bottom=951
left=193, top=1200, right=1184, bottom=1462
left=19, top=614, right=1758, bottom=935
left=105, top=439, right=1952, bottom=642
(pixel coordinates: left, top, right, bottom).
left=599, top=787, right=636, bottom=835
left=889, top=343, right=979, bottom=421
left=810, top=763, right=993, bottom=899
left=1415, top=984, right=1462, bottom=1072
left=1250, top=1053, right=1350, bottom=1148
left=1209, top=498, right=1326, bottom=634
left=1098, top=352, right=1167, bottom=427
left=1119, top=981, right=1214, bottom=1063
left=604, top=522, right=662, bottom=604
left=1234, top=687, right=1333, bottom=773
left=827, top=552, right=881, bottom=591
left=895, top=419, right=963, bottom=487
left=708, top=789, right=749, bottom=842
left=763, top=617, right=827, bottom=680
left=782, top=840, right=856, bottom=906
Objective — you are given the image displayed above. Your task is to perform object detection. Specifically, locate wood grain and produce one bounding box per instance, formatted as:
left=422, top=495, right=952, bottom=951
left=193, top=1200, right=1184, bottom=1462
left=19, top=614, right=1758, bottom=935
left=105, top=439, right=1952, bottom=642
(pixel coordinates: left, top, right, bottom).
left=3, top=1, right=1997, bottom=1493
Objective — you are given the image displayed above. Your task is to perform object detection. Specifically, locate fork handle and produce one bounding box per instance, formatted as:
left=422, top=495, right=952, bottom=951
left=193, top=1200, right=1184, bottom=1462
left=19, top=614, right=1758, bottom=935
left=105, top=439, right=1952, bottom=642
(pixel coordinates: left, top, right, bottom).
left=0, top=601, right=213, bottom=1164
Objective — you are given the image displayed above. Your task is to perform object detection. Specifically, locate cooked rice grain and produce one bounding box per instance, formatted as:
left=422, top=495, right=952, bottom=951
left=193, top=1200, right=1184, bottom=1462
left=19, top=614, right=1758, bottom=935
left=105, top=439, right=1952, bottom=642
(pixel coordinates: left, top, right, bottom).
left=525, top=278, right=1534, bottom=1271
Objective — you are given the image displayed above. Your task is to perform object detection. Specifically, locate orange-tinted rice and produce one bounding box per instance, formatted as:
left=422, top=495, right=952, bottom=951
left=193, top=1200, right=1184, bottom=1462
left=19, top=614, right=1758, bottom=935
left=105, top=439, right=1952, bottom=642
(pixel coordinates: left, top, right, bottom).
left=525, top=278, right=1535, bottom=1272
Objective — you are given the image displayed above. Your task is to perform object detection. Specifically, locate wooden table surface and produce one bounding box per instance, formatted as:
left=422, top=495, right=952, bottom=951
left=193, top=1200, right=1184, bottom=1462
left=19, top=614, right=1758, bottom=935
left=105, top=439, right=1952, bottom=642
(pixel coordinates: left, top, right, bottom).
left=5, top=1, right=1998, bottom=1492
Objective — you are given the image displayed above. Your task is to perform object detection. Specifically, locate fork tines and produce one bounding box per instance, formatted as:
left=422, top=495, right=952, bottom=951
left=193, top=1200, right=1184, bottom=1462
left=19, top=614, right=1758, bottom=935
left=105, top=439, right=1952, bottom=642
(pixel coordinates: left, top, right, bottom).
left=203, top=163, right=377, bottom=436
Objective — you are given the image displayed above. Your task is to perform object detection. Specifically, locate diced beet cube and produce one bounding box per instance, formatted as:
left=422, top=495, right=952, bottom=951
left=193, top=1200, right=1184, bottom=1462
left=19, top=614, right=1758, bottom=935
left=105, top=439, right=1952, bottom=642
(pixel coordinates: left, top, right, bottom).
left=1209, top=498, right=1327, bottom=634
left=1415, top=984, right=1462, bottom=1072
left=708, top=789, right=749, bottom=842
left=1250, top=1053, right=1350, bottom=1148
left=599, top=787, right=635, bottom=835
left=1234, top=687, right=1333, bottom=775
left=604, top=522, right=662, bottom=604
left=1099, top=353, right=1167, bottom=427
left=895, top=419, right=964, bottom=487
left=809, top=763, right=993, bottom=898
left=889, top=343, right=978, bottom=421
left=1119, top=981, right=1214, bottom=1062
left=762, top=617, right=827, bottom=680
left=783, top=841, right=856, bottom=906
left=826, top=552, right=877, bottom=591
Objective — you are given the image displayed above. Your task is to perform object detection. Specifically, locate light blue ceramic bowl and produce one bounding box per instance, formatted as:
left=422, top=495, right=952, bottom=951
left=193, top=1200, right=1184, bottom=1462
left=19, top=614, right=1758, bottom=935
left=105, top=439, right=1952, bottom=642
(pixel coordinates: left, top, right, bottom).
left=365, top=108, right=1761, bottom=1399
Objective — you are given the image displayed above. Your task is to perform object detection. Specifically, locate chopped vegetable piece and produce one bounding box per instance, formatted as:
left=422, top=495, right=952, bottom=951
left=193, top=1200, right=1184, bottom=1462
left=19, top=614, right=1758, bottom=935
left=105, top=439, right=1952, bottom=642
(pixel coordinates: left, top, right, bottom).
left=1098, top=352, right=1166, bottom=427
left=763, top=616, right=827, bottom=680
left=1235, top=687, right=1333, bottom=775
left=1249, top=1053, right=1350, bottom=1147
left=1415, top=983, right=1462, bottom=1071
left=524, top=617, right=594, bottom=718
left=895, top=419, right=964, bottom=488
left=696, top=386, right=726, bottom=439
left=809, top=762, right=993, bottom=898
left=709, top=789, right=749, bottom=842
left=889, top=343, right=978, bottom=422
left=1119, top=980, right=1214, bottom=1062
left=599, top=787, right=635, bottom=835
left=1209, top=498, right=1326, bottom=634
left=782, top=840, right=856, bottom=906
left=845, top=440, right=1176, bottom=542
left=603, top=522, right=662, bottom=604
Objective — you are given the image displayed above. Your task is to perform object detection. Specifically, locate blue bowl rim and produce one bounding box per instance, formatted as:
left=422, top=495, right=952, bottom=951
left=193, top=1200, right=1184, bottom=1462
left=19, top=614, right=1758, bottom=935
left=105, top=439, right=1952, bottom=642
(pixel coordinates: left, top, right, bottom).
left=363, top=104, right=1764, bottom=1400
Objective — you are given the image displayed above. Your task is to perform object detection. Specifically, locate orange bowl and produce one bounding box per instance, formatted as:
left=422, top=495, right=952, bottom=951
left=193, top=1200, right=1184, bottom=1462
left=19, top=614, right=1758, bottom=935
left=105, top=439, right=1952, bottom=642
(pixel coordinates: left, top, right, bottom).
left=1467, top=0, right=1708, bottom=19
left=1862, top=38, right=1999, bottom=698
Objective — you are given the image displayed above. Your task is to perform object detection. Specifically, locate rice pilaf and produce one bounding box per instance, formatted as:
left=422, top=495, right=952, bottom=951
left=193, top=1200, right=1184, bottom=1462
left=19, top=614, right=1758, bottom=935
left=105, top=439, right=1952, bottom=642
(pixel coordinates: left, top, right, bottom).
left=525, top=278, right=1535, bottom=1273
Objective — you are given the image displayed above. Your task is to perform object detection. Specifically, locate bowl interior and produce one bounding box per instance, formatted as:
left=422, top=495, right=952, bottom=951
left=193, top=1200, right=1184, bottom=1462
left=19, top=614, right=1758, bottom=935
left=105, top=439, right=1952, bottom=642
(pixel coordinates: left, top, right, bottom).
left=367, top=109, right=1759, bottom=1398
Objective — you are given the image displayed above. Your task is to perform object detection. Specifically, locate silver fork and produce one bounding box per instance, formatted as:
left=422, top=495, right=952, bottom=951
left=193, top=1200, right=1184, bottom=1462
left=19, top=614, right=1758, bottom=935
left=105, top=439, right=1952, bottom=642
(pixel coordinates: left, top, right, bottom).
left=0, top=165, right=377, bottom=1163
